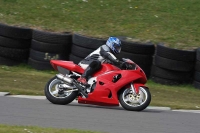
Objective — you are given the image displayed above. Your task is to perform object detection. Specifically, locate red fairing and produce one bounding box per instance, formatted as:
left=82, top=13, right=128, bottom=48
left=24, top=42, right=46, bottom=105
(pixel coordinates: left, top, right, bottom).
left=78, top=64, right=147, bottom=106
left=50, top=60, right=84, bottom=73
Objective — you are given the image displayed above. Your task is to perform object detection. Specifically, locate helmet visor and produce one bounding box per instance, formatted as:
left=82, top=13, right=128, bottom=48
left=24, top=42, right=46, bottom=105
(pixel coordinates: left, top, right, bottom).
left=114, top=44, right=121, bottom=53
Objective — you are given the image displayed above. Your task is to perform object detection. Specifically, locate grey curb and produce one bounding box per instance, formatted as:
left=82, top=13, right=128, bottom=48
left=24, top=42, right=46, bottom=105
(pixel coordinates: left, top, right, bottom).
left=172, top=110, right=200, bottom=113
left=147, top=106, right=171, bottom=110
left=7, top=95, right=46, bottom=100
left=0, top=92, right=10, bottom=96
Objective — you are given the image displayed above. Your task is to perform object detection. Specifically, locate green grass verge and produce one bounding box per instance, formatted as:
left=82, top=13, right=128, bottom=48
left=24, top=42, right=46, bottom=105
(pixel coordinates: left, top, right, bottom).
left=0, top=64, right=200, bottom=110
left=0, top=0, right=199, bottom=49
left=0, top=124, right=102, bottom=133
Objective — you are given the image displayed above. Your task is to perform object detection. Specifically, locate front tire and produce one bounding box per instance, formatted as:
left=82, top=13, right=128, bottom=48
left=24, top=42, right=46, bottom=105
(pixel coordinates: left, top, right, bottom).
left=44, top=76, right=78, bottom=105
left=119, top=87, right=151, bottom=111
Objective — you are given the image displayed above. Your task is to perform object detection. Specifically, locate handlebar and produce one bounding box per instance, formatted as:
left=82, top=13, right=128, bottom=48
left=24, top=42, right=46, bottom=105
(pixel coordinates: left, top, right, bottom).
left=121, top=58, right=136, bottom=70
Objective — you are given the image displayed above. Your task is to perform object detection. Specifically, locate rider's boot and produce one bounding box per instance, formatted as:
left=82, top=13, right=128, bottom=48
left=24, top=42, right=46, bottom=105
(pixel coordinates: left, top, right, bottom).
left=77, top=77, right=90, bottom=87
left=77, top=66, right=93, bottom=87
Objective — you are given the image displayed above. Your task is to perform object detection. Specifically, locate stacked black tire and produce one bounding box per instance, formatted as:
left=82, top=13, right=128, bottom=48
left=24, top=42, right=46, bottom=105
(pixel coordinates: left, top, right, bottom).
left=70, top=33, right=106, bottom=64
left=150, top=44, right=196, bottom=85
left=0, top=23, right=32, bottom=66
left=193, top=48, right=200, bottom=89
left=116, top=37, right=155, bottom=78
left=29, top=29, right=72, bottom=70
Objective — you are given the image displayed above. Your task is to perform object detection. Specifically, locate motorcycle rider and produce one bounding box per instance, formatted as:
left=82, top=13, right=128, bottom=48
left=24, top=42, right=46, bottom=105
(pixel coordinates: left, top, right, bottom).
left=77, top=37, right=126, bottom=86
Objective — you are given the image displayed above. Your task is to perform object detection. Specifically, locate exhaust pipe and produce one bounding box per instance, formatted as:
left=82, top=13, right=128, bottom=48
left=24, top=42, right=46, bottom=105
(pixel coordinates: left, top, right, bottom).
left=56, top=74, right=73, bottom=84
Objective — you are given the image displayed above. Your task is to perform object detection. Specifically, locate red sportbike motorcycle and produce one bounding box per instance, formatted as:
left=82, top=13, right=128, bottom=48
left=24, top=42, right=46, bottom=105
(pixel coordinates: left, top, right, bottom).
left=44, top=58, right=151, bottom=111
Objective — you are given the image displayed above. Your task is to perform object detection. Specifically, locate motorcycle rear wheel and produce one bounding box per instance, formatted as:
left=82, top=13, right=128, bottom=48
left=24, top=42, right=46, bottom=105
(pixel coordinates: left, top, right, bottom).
left=44, top=76, right=78, bottom=105
left=119, top=87, right=151, bottom=111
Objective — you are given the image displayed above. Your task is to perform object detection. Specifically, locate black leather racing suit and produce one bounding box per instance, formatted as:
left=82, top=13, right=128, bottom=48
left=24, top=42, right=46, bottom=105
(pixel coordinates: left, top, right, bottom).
left=78, top=45, right=122, bottom=80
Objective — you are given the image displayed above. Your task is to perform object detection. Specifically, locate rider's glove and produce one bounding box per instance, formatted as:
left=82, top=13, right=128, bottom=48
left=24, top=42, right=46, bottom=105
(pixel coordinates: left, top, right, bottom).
left=119, top=61, right=127, bottom=69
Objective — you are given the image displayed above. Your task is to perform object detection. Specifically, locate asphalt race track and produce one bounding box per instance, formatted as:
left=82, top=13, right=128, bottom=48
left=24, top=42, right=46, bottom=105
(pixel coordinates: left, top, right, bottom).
left=0, top=96, right=200, bottom=133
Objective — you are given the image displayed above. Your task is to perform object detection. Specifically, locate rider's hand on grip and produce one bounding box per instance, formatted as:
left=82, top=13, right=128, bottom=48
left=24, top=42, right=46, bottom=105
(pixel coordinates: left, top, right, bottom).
left=119, top=61, right=128, bottom=69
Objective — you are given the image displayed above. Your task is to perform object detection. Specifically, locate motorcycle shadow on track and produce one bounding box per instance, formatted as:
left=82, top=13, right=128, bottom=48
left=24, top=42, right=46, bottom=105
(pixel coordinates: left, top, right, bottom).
left=66, top=101, right=166, bottom=113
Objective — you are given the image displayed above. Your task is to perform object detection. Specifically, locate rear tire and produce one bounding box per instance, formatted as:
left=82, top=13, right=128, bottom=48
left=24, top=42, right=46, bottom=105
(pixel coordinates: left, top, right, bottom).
left=119, top=87, right=151, bottom=111
left=44, top=76, right=78, bottom=105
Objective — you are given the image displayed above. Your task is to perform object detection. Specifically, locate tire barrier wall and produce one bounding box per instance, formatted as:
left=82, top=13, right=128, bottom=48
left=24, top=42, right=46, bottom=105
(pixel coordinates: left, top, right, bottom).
left=0, top=23, right=32, bottom=65
left=0, top=22, right=199, bottom=88
left=29, top=29, right=72, bottom=70
left=193, top=48, right=200, bottom=89
left=150, top=43, right=196, bottom=85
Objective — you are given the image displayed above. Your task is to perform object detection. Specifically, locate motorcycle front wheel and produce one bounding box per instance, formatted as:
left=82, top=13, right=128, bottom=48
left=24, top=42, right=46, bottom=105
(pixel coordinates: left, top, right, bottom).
left=44, top=76, right=78, bottom=105
left=119, top=87, right=151, bottom=111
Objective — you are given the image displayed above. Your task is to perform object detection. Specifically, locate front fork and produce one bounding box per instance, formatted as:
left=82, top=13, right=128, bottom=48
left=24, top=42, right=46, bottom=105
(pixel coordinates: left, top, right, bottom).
left=130, top=83, right=147, bottom=95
